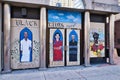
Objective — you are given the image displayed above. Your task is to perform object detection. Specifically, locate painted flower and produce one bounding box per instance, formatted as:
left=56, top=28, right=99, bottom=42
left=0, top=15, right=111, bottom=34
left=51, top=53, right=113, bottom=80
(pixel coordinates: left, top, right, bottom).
left=91, top=43, right=104, bottom=56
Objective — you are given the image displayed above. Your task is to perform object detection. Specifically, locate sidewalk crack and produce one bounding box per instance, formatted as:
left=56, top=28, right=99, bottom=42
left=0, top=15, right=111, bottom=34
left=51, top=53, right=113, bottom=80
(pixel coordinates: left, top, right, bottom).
left=43, top=72, right=47, bottom=80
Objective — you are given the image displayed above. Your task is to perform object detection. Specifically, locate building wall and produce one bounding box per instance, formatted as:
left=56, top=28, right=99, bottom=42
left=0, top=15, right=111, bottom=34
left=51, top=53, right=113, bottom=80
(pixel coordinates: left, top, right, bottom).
left=2, top=0, right=118, bottom=5
left=0, top=0, right=118, bottom=72
left=93, top=0, right=118, bottom=5
left=91, top=0, right=120, bottom=13
left=118, top=0, right=120, bottom=6
left=1, top=0, right=119, bottom=13
left=116, top=0, right=120, bottom=21
left=84, top=0, right=92, bottom=9
left=2, top=0, right=49, bottom=5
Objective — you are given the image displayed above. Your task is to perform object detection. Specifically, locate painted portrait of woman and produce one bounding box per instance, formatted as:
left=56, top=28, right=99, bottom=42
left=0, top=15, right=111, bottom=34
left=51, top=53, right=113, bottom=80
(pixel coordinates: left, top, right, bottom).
left=53, top=30, right=63, bottom=61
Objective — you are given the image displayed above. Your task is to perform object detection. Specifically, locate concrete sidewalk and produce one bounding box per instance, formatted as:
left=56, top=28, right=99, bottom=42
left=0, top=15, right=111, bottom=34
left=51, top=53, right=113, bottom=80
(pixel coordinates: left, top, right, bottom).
left=0, top=64, right=120, bottom=80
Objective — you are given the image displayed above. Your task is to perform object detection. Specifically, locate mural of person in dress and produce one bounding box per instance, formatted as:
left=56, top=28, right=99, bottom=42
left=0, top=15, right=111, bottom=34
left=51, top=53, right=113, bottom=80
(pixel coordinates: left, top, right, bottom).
left=91, top=32, right=104, bottom=57
left=69, top=30, right=78, bottom=61
left=20, top=27, right=32, bottom=62
left=53, top=30, right=63, bottom=61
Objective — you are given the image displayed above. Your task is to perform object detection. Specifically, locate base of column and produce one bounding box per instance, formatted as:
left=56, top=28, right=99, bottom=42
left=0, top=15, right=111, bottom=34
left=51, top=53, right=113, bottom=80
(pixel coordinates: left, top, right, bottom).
left=39, top=67, right=47, bottom=71
left=84, top=64, right=91, bottom=67
left=1, top=69, right=12, bottom=74
left=109, top=62, right=116, bottom=65
left=109, top=58, right=116, bottom=65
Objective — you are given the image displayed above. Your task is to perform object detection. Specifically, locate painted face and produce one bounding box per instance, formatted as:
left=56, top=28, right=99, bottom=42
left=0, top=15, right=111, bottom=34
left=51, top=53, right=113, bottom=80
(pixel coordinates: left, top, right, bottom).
left=71, top=35, right=75, bottom=40
left=55, top=34, right=60, bottom=40
left=93, top=32, right=99, bottom=44
left=24, top=32, right=28, bottom=39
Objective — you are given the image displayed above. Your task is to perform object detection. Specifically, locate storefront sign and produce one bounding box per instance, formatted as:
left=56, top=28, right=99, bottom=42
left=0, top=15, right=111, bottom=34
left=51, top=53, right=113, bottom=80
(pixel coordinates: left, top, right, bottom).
left=48, top=22, right=81, bottom=28
left=48, top=10, right=82, bottom=29
left=11, top=19, right=39, bottom=27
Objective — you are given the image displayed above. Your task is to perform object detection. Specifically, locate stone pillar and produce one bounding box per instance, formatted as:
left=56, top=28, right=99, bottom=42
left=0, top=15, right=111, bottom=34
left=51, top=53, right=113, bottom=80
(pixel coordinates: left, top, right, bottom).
left=0, top=3, right=2, bottom=73
left=39, top=7, right=46, bottom=69
left=84, top=11, right=91, bottom=66
left=3, top=3, right=11, bottom=73
left=109, top=14, right=115, bottom=64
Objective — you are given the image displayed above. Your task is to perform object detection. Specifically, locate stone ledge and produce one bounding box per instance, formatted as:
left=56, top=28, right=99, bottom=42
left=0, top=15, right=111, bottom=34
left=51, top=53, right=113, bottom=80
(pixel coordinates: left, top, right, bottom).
left=92, top=2, right=120, bottom=13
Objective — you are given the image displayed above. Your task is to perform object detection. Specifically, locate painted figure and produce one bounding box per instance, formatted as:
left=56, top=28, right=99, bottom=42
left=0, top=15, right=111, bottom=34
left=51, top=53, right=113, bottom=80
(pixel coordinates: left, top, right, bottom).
left=20, top=32, right=32, bottom=62
left=91, top=32, right=104, bottom=57
left=53, top=33, right=63, bottom=61
left=69, top=35, right=77, bottom=61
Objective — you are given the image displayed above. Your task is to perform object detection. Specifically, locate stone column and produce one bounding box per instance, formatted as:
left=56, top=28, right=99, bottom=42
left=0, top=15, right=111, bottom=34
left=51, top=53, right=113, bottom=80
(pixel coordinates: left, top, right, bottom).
left=3, top=3, right=11, bottom=73
left=39, top=7, right=47, bottom=69
left=84, top=11, right=91, bottom=66
left=109, top=14, right=115, bottom=64
left=0, top=3, right=2, bottom=73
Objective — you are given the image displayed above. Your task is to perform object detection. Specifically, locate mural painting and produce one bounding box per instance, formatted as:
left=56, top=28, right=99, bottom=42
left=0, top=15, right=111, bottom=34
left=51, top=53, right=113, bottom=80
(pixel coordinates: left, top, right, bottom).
left=67, top=29, right=80, bottom=66
left=20, top=27, right=32, bottom=62
left=11, top=18, right=40, bottom=69
left=49, top=29, right=64, bottom=67
left=90, top=22, right=105, bottom=57
left=48, top=9, right=82, bottom=66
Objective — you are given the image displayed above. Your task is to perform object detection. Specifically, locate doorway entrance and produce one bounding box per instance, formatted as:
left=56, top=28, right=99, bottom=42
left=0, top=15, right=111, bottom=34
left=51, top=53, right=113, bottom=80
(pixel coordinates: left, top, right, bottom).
left=49, top=28, right=80, bottom=67
left=10, top=7, right=40, bottom=69
left=47, top=9, right=82, bottom=67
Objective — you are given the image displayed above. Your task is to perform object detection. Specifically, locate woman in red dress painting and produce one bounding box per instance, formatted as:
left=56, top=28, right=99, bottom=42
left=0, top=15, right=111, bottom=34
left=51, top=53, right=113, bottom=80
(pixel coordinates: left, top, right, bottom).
left=53, top=33, right=63, bottom=61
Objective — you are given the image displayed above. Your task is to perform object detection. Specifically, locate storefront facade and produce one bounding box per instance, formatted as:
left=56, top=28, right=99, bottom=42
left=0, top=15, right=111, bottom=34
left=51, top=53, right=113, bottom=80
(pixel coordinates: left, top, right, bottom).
left=0, top=0, right=119, bottom=73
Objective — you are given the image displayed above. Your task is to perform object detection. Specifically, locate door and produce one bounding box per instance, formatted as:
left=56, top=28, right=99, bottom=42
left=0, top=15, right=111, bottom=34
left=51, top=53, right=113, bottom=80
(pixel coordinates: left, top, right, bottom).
left=90, top=22, right=105, bottom=57
left=66, top=29, right=80, bottom=66
left=10, top=7, right=40, bottom=69
left=49, top=29, right=65, bottom=67
left=49, top=29, right=80, bottom=67
left=48, top=9, right=82, bottom=67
